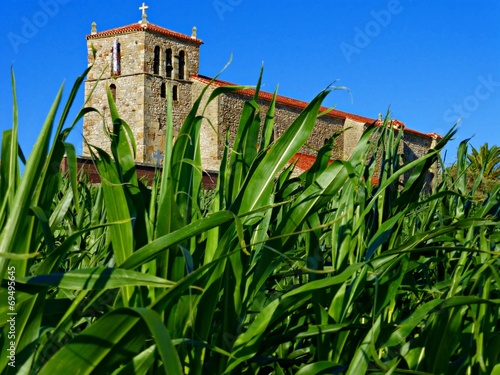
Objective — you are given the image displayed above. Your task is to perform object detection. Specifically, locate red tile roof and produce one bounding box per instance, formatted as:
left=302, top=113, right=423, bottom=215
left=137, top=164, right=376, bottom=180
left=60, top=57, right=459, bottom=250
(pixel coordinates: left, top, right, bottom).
left=290, top=153, right=316, bottom=171
left=192, top=74, right=440, bottom=140
left=86, top=22, right=203, bottom=45
left=288, top=154, right=380, bottom=185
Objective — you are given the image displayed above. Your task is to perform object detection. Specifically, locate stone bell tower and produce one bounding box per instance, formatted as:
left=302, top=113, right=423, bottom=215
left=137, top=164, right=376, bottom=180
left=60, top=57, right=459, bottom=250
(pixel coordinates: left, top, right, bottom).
left=83, top=3, right=203, bottom=163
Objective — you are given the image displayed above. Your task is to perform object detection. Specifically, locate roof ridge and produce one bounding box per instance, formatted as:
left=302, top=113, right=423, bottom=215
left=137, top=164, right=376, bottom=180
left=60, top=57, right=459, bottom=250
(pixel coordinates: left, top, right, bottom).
left=191, top=74, right=439, bottom=140
left=86, top=22, right=203, bottom=44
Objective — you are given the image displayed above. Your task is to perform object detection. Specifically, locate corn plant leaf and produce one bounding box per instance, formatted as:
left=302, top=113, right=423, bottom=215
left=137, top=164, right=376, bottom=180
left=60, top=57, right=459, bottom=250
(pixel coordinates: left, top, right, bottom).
left=94, top=147, right=134, bottom=266
left=424, top=307, right=464, bottom=375
left=0, top=131, right=19, bottom=225
left=62, top=142, right=80, bottom=214
left=29, top=206, right=55, bottom=254
left=37, top=66, right=94, bottom=224
left=106, top=86, right=150, bottom=251
left=346, top=316, right=382, bottom=375
left=35, top=222, right=112, bottom=275
left=121, top=210, right=244, bottom=270
left=225, top=263, right=364, bottom=372
left=296, top=362, right=344, bottom=375
left=260, top=87, right=277, bottom=151
left=440, top=296, right=500, bottom=308
left=38, top=308, right=182, bottom=375
left=48, top=186, right=74, bottom=231
left=226, top=68, right=263, bottom=202
left=231, top=88, right=330, bottom=216
left=18, top=267, right=175, bottom=290
left=110, top=346, right=156, bottom=375
left=383, top=299, right=443, bottom=347
left=0, top=82, right=63, bottom=279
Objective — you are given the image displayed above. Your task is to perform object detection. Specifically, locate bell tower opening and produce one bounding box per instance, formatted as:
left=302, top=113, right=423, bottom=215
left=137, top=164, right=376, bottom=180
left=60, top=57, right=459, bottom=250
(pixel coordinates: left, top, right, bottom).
left=172, top=85, right=178, bottom=101
left=166, top=48, right=173, bottom=78
left=153, top=45, right=160, bottom=75
left=178, top=50, right=185, bottom=80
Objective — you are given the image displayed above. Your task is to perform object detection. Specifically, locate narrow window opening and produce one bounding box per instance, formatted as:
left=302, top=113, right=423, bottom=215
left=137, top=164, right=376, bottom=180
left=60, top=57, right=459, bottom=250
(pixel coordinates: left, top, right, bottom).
left=112, top=40, right=121, bottom=76
left=166, top=48, right=173, bottom=78
left=160, top=82, right=166, bottom=98
left=110, top=84, right=117, bottom=102
left=153, top=45, right=160, bottom=75
left=173, top=85, right=178, bottom=101
left=178, top=51, right=185, bottom=80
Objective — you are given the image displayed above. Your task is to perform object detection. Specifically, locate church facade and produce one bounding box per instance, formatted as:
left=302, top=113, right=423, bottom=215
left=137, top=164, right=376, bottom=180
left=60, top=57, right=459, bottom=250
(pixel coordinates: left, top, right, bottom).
left=83, top=5, right=439, bottom=173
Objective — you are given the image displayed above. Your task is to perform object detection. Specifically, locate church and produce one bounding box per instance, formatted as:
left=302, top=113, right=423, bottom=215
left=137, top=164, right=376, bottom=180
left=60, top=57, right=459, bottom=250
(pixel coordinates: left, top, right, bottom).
left=82, top=3, right=440, bottom=178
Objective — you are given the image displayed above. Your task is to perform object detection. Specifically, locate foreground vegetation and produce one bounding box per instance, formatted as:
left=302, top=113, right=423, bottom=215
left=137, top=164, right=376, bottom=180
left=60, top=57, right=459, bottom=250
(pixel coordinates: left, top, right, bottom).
left=1, top=67, right=499, bottom=375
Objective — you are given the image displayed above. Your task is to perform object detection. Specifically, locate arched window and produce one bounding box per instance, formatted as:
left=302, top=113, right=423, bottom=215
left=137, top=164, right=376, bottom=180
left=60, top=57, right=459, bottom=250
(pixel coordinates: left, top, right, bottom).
left=166, top=48, right=173, bottom=78
left=112, top=40, right=121, bottom=76
left=160, top=82, right=166, bottom=98
left=173, top=85, right=178, bottom=101
left=178, top=50, right=185, bottom=80
left=153, top=46, right=160, bottom=75
left=110, top=84, right=117, bottom=102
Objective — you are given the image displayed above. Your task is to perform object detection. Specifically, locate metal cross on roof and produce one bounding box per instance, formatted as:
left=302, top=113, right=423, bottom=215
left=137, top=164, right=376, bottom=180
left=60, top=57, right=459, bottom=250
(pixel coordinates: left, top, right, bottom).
left=139, top=2, right=149, bottom=24
left=152, top=149, right=164, bottom=166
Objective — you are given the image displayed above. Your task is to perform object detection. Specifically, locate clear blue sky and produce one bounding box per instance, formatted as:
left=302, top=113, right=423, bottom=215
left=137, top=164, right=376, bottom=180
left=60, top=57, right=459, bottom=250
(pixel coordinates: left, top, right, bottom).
left=1, top=0, right=499, bottom=166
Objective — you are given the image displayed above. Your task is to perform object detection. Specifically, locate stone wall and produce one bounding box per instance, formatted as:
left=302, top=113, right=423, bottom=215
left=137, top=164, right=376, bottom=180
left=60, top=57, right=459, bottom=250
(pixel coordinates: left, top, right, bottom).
left=83, top=74, right=146, bottom=161
left=403, top=132, right=433, bottom=161
left=142, top=79, right=196, bottom=163
left=402, top=131, right=438, bottom=188
left=144, top=75, right=166, bottom=162
left=86, top=31, right=146, bottom=80
left=191, top=81, right=220, bottom=171
left=343, top=118, right=366, bottom=159
left=216, top=92, right=345, bottom=161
